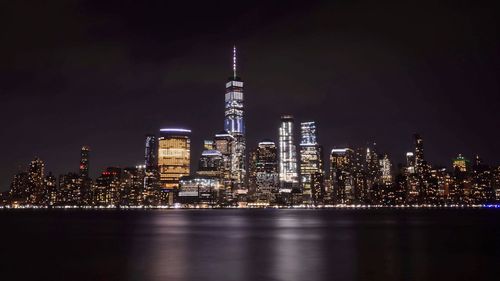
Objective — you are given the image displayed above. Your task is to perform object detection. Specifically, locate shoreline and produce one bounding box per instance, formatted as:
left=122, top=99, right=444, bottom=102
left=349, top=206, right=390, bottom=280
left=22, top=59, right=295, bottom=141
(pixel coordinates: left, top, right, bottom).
left=1, top=204, right=499, bottom=210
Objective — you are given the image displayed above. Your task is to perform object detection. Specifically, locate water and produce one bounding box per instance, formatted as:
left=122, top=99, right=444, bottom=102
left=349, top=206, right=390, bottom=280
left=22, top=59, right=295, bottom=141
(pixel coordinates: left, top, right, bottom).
left=1, top=209, right=499, bottom=281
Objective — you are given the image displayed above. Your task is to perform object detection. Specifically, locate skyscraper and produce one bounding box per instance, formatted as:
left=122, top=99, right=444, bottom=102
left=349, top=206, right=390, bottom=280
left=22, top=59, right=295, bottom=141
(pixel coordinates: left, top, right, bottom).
left=279, top=115, right=298, bottom=192
left=28, top=157, right=45, bottom=204
left=79, top=146, right=91, bottom=205
left=379, top=154, right=393, bottom=184
left=414, top=134, right=424, bottom=174
left=214, top=131, right=235, bottom=196
left=144, top=134, right=160, bottom=205
left=406, top=152, right=416, bottom=174
left=158, top=128, right=191, bottom=190
left=79, top=146, right=90, bottom=179
left=253, top=140, right=279, bottom=200
left=197, top=150, right=224, bottom=178
left=224, top=46, right=246, bottom=193
left=145, top=135, right=158, bottom=170
left=330, top=148, right=354, bottom=204
left=299, top=121, right=323, bottom=203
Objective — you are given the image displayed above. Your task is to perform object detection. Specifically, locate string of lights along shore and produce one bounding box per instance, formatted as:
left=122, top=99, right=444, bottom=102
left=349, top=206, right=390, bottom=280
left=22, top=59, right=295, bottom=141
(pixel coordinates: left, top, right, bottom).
left=2, top=47, right=500, bottom=209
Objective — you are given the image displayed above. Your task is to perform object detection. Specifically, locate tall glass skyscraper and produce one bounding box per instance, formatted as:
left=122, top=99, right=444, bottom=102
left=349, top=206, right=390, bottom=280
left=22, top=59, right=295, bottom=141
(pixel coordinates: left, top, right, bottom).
left=143, top=134, right=159, bottom=204
left=224, top=46, right=246, bottom=193
left=254, top=140, right=279, bottom=196
left=279, top=115, right=298, bottom=192
left=144, top=135, right=158, bottom=170
left=299, top=121, right=323, bottom=202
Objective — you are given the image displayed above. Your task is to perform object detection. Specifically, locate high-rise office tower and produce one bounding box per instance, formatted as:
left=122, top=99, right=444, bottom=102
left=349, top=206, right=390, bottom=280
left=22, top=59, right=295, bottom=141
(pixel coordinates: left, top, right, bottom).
left=311, top=172, right=325, bottom=205
left=299, top=121, right=323, bottom=202
left=330, top=148, right=354, bottom=204
left=254, top=140, right=279, bottom=198
left=79, top=146, right=90, bottom=179
left=28, top=157, right=45, bottom=187
left=44, top=172, right=57, bottom=206
left=452, top=154, right=469, bottom=173
left=122, top=166, right=146, bottom=206
left=414, top=134, right=424, bottom=174
left=470, top=155, right=491, bottom=204
left=79, top=146, right=91, bottom=205
left=279, top=115, right=299, bottom=192
left=406, top=152, right=416, bottom=174
left=145, top=135, right=158, bottom=170
left=158, top=128, right=191, bottom=190
left=197, top=150, right=224, bottom=178
left=379, top=154, right=393, bottom=184
left=224, top=46, right=246, bottom=192
left=27, top=157, right=45, bottom=204
left=58, top=172, right=81, bottom=205
left=143, top=134, right=160, bottom=205
left=413, top=133, right=431, bottom=203
left=214, top=131, right=235, bottom=192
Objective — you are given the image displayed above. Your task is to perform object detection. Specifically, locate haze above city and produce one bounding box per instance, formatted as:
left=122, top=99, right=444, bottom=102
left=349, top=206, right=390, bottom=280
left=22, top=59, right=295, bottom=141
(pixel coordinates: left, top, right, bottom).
left=1, top=0, right=499, bottom=191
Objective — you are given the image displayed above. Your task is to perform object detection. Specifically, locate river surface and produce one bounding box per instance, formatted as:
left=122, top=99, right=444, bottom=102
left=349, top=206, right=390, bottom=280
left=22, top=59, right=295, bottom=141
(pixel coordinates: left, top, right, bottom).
left=1, top=209, right=499, bottom=281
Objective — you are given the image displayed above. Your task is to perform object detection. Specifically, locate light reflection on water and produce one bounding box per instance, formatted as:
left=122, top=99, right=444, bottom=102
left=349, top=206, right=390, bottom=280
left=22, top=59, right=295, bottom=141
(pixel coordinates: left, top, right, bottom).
left=1, top=209, right=499, bottom=281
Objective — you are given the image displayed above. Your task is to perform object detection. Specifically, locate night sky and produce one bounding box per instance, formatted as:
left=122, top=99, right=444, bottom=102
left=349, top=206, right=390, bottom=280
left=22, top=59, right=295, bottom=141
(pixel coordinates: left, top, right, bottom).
left=1, top=0, right=499, bottom=191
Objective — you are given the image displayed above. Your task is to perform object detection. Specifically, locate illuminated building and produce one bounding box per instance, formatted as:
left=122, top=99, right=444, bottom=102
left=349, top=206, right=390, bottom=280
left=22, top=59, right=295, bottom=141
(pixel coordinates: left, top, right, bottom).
left=379, top=154, right=394, bottom=205
left=428, top=167, right=451, bottom=203
left=121, top=166, right=145, bottom=206
left=27, top=157, right=45, bottom=204
left=470, top=155, right=492, bottom=204
left=143, top=135, right=160, bottom=205
left=177, top=176, right=222, bottom=205
left=492, top=167, right=500, bottom=202
left=364, top=145, right=381, bottom=204
left=203, top=140, right=215, bottom=150
left=158, top=128, right=191, bottom=190
left=79, top=146, right=90, bottom=179
left=197, top=150, right=224, bottom=178
left=145, top=135, right=158, bottom=170
left=452, top=154, right=469, bottom=173
left=405, top=134, right=429, bottom=204
left=414, top=134, right=425, bottom=174
left=9, top=172, right=30, bottom=204
left=406, top=152, right=415, bottom=174
left=252, top=140, right=279, bottom=201
left=299, top=121, right=323, bottom=203
left=279, top=115, right=299, bottom=192
left=330, top=148, right=354, bottom=204
left=351, top=147, right=369, bottom=203
left=58, top=172, right=81, bottom=205
left=311, top=172, right=325, bottom=205
left=92, top=167, right=122, bottom=206
left=379, top=154, right=392, bottom=184
left=450, top=156, right=470, bottom=204
left=44, top=173, right=57, bottom=206
left=214, top=131, right=235, bottom=197
left=79, top=146, right=92, bottom=205
left=224, top=46, right=246, bottom=193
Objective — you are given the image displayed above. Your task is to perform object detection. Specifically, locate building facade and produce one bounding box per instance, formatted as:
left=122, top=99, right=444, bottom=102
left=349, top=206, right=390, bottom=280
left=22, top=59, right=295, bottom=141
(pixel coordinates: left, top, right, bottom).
left=224, top=46, right=246, bottom=194
left=279, top=115, right=299, bottom=192
left=158, top=128, right=191, bottom=190
left=299, top=121, right=323, bottom=203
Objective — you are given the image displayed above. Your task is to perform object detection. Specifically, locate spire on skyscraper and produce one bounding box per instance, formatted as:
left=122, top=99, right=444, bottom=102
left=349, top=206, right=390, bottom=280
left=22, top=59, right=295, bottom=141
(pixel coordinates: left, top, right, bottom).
left=233, top=45, right=237, bottom=78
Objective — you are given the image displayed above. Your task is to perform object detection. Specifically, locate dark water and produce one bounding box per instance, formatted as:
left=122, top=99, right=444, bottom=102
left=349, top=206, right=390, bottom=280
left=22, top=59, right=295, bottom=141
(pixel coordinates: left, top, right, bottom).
left=1, top=209, right=499, bottom=281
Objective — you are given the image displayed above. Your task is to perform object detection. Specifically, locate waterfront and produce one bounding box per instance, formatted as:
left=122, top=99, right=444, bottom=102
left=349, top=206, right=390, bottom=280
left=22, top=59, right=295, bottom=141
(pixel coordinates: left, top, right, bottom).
left=1, top=209, right=499, bottom=281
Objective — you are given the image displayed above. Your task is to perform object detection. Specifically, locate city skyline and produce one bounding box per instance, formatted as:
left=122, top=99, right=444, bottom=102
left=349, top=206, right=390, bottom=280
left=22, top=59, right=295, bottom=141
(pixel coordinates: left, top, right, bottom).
left=2, top=47, right=499, bottom=207
left=2, top=2, right=499, bottom=281
left=1, top=1, right=499, bottom=192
